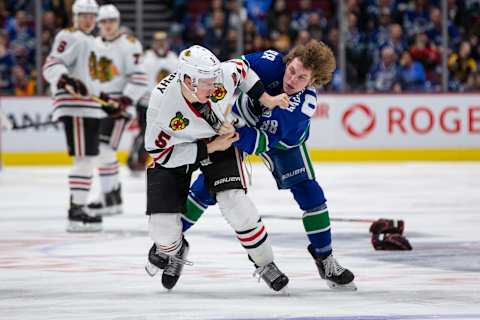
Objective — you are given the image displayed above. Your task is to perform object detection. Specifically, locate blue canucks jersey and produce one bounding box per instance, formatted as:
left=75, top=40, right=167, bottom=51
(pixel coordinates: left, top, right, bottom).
left=233, top=50, right=317, bottom=155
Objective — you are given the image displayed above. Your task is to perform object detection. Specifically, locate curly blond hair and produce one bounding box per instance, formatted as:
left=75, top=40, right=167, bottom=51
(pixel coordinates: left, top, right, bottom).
left=283, top=40, right=336, bottom=86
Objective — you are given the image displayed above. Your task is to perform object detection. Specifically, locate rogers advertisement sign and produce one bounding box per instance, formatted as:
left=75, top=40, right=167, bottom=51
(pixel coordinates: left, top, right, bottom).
left=310, top=95, right=480, bottom=148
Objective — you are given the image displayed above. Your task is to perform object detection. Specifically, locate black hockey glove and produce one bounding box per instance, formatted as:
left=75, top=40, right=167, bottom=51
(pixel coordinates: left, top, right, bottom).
left=99, top=93, right=132, bottom=118
left=369, top=219, right=405, bottom=235
left=371, top=232, right=412, bottom=251
left=57, top=74, right=88, bottom=96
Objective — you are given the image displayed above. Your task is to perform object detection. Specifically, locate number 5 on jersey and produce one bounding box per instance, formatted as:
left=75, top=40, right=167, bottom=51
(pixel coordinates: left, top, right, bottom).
left=155, top=131, right=171, bottom=148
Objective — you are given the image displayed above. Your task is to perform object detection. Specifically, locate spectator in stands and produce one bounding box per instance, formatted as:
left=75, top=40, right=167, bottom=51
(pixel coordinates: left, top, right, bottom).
left=225, top=0, right=245, bottom=30
left=306, top=11, right=326, bottom=41
left=267, top=0, right=288, bottom=33
left=465, top=72, right=480, bottom=92
left=203, top=9, right=228, bottom=60
left=0, top=32, right=14, bottom=94
left=290, top=0, right=313, bottom=32
left=244, top=0, right=271, bottom=37
left=399, top=50, right=426, bottom=91
left=402, top=0, right=432, bottom=38
left=367, top=46, right=402, bottom=92
left=425, top=7, right=460, bottom=49
left=448, top=41, right=478, bottom=90
left=381, top=23, right=407, bottom=57
left=12, top=65, right=35, bottom=96
left=296, top=30, right=312, bottom=46
left=409, top=32, right=441, bottom=83
left=270, top=12, right=292, bottom=54
left=346, top=12, right=370, bottom=90
left=5, top=10, right=34, bottom=71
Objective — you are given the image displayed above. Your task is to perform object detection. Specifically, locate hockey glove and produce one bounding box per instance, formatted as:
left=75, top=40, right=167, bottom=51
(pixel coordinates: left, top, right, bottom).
left=57, top=74, right=88, bottom=96
left=371, top=232, right=412, bottom=251
left=369, top=219, right=405, bottom=235
left=99, top=93, right=132, bottom=118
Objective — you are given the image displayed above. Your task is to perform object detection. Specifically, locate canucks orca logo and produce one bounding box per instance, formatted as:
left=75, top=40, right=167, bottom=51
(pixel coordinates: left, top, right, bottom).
left=169, top=112, right=190, bottom=131
left=210, top=85, right=227, bottom=102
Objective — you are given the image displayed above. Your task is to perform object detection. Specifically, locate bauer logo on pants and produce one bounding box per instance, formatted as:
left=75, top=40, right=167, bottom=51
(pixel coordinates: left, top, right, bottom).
left=214, top=176, right=241, bottom=186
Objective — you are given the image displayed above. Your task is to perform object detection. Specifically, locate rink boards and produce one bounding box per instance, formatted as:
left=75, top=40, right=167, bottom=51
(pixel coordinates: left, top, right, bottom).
left=1, top=94, right=479, bottom=164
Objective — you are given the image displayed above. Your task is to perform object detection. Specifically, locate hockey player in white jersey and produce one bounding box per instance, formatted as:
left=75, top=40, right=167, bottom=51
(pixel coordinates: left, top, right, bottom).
left=87, top=4, right=148, bottom=216
left=42, top=0, right=103, bottom=232
left=127, top=31, right=178, bottom=173
left=144, top=45, right=291, bottom=291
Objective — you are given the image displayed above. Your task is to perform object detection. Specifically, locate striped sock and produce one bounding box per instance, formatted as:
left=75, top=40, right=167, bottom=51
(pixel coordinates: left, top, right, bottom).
left=181, top=192, right=207, bottom=232
left=69, top=174, right=92, bottom=205
left=98, top=161, right=120, bottom=193
left=236, top=218, right=272, bottom=267
left=302, top=204, right=332, bottom=258
left=236, top=218, right=268, bottom=250
left=156, top=237, right=183, bottom=255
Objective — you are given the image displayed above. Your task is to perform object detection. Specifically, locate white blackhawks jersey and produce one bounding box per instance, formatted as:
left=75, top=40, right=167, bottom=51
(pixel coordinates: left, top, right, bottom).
left=143, top=50, right=179, bottom=91
left=43, top=28, right=103, bottom=120
left=95, top=34, right=148, bottom=104
left=145, top=59, right=260, bottom=168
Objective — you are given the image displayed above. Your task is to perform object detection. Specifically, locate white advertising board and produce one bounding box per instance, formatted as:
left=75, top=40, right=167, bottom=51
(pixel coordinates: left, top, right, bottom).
left=0, top=97, right=137, bottom=152
left=309, top=94, right=480, bottom=148
left=1, top=95, right=480, bottom=154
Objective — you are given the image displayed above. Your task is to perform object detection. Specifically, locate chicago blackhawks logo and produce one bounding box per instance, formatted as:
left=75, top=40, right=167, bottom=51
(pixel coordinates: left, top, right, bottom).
left=97, top=56, right=118, bottom=82
left=169, top=112, right=190, bottom=131
left=210, top=85, right=227, bottom=102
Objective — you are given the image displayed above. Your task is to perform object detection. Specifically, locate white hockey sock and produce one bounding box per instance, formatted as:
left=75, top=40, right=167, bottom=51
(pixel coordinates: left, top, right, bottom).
left=217, top=190, right=274, bottom=267
left=69, top=156, right=95, bottom=205
left=149, top=214, right=183, bottom=256
left=98, top=144, right=120, bottom=193
left=98, top=161, right=120, bottom=193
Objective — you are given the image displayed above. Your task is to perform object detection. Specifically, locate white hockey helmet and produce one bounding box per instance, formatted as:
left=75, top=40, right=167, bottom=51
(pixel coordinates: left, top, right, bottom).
left=97, top=4, right=120, bottom=22
left=72, top=0, right=99, bottom=15
left=178, top=45, right=223, bottom=89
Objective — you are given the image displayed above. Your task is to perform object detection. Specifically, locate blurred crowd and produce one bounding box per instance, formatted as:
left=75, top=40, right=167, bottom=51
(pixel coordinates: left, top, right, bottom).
left=1, top=0, right=480, bottom=96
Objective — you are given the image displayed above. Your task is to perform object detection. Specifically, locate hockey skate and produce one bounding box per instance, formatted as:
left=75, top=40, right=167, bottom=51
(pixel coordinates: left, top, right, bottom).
left=161, top=238, right=191, bottom=290
left=67, top=203, right=102, bottom=232
left=87, top=186, right=123, bottom=216
left=144, top=243, right=170, bottom=277
left=308, top=245, right=357, bottom=291
left=253, top=262, right=289, bottom=292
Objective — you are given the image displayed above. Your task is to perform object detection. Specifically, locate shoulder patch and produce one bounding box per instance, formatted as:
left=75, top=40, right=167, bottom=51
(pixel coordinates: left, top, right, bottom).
left=300, top=94, right=317, bottom=118
left=210, top=84, right=227, bottom=102
left=126, top=34, right=137, bottom=43
left=63, top=27, right=76, bottom=33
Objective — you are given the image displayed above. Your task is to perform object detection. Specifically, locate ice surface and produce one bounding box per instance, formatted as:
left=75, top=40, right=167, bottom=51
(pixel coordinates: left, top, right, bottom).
left=0, top=163, right=479, bottom=320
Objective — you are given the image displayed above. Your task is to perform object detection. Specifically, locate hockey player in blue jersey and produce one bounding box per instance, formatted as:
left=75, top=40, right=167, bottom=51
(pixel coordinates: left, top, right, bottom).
left=183, top=40, right=356, bottom=290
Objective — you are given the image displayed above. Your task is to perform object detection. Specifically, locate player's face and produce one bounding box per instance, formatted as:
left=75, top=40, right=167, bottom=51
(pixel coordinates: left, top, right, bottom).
left=99, top=19, right=119, bottom=39
left=283, top=58, right=313, bottom=95
left=77, top=13, right=97, bottom=33
left=195, top=78, right=216, bottom=103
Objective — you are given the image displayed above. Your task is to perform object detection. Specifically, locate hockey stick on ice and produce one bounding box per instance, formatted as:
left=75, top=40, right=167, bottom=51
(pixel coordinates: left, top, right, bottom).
left=262, top=214, right=398, bottom=224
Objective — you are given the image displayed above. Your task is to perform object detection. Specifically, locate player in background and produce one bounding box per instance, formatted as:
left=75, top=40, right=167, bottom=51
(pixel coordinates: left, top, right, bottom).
left=183, top=40, right=357, bottom=290
left=127, top=31, right=178, bottom=173
left=42, top=0, right=103, bottom=232
left=87, top=4, right=148, bottom=215
left=144, top=45, right=290, bottom=291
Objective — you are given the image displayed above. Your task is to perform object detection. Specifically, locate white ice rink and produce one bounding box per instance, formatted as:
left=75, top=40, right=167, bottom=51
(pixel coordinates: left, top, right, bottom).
left=0, top=162, right=479, bottom=320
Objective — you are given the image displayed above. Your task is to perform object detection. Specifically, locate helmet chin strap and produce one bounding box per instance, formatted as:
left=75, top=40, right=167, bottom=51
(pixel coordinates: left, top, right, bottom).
left=180, top=80, right=201, bottom=104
